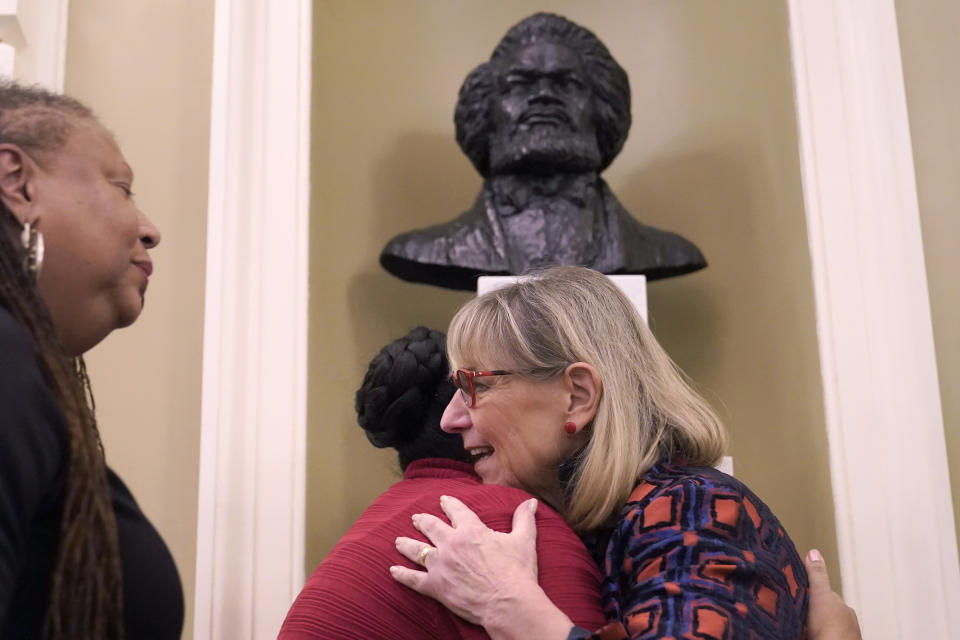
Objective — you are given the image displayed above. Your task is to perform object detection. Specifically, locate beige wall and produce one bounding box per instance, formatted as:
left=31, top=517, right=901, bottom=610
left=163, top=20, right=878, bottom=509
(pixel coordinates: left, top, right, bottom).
left=895, top=0, right=960, bottom=553
left=64, top=2, right=214, bottom=638
left=308, top=0, right=839, bottom=584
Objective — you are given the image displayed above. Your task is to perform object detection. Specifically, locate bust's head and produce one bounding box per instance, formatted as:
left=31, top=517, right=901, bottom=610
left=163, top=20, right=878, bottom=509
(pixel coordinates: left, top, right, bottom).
left=455, top=13, right=631, bottom=178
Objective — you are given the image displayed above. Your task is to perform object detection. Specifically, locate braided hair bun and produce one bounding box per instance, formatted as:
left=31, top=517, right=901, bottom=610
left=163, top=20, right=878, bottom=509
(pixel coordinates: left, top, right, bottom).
left=355, top=327, right=469, bottom=469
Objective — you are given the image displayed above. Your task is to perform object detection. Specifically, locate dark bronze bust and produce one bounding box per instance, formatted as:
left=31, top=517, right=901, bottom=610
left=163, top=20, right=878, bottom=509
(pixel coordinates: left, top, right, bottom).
left=381, top=12, right=706, bottom=290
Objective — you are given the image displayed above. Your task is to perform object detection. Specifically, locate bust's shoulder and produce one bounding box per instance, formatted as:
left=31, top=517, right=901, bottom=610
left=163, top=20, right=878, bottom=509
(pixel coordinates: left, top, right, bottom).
left=598, top=183, right=707, bottom=278
left=379, top=189, right=509, bottom=288
left=382, top=192, right=491, bottom=256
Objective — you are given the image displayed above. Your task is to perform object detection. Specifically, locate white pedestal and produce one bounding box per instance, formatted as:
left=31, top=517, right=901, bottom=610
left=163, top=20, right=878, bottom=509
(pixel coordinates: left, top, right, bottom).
left=476, top=273, right=648, bottom=323
left=0, top=43, right=14, bottom=79
left=717, top=456, right=734, bottom=476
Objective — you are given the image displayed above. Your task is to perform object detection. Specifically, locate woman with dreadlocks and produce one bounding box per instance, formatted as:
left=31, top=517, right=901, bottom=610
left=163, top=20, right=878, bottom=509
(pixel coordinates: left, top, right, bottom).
left=0, top=82, right=181, bottom=639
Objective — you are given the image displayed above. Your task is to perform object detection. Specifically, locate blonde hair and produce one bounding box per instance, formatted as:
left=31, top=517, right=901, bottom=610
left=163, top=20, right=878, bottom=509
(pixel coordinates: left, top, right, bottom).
left=447, top=266, right=727, bottom=532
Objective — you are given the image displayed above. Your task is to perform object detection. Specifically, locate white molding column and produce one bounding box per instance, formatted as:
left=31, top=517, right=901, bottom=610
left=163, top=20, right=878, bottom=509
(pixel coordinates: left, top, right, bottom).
left=193, top=0, right=311, bottom=638
left=0, top=0, right=69, bottom=89
left=787, top=1, right=960, bottom=638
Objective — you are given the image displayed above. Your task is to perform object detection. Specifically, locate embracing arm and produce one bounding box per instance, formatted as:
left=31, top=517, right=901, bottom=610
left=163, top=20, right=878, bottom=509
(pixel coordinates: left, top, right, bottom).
left=391, top=496, right=577, bottom=640
left=591, top=475, right=808, bottom=640
left=804, top=549, right=861, bottom=640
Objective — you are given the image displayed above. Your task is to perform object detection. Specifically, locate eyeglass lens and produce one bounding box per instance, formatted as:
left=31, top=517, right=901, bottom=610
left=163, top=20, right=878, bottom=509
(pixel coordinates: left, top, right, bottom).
left=455, top=370, right=474, bottom=407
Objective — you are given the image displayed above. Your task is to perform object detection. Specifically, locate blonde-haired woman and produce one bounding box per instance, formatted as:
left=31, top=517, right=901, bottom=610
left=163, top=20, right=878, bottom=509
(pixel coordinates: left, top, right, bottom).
left=392, top=266, right=808, bottom=639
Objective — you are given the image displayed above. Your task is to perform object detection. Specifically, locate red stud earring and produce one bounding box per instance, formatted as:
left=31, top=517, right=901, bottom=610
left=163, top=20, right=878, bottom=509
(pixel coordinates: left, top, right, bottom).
left=564, top=421, right=577, bottom=435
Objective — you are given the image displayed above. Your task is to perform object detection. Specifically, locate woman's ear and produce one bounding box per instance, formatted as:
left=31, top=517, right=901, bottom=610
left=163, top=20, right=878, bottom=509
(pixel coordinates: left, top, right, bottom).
left=0, top=143, right=36, bottom=223
left=564, top=362, right=602, bottom=429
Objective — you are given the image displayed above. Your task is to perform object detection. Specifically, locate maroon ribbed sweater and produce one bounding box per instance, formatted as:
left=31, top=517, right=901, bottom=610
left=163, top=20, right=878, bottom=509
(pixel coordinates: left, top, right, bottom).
left=278, top=458, right=605, bottom=639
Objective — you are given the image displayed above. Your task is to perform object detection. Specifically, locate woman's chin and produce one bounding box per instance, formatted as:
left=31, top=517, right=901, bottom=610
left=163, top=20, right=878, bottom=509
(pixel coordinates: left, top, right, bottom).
left=116, top=294, right=146, bottom=328
left=476, top=459, right=523, bottom=490
left=475, top=456, right=505, bottom=486
left=474, top=455, right=493, bottom=479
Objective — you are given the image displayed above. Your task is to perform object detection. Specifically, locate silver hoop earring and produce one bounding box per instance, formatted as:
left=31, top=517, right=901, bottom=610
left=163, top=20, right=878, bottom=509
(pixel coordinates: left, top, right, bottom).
left=20, top=220, right=45, bottom=277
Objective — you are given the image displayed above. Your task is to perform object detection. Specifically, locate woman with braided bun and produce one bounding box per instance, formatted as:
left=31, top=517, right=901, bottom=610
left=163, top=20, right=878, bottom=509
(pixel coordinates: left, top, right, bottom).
left=278, top=326, right=606, bottom=639
left=0, top=82, right=181, bottom=638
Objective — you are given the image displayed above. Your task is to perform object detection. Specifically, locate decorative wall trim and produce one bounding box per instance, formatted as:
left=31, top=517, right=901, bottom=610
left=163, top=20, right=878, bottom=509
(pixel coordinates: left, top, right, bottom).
left=193, top=0, right=311, bottom=638
left=787, top=1, right=960, bottom=637
left=0, top=0, right=69, bottom=89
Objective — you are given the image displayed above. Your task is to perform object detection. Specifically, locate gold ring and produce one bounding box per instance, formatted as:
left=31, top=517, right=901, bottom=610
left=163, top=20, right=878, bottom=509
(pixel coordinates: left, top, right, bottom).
left=417, top=545, right=434, bottom=567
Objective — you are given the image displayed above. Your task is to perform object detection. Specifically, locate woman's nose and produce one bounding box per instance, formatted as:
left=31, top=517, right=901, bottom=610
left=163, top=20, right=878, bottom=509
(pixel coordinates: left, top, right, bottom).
left=138, top=209, right=162, bottom=249
left=440, top=392, right=471, bottom=433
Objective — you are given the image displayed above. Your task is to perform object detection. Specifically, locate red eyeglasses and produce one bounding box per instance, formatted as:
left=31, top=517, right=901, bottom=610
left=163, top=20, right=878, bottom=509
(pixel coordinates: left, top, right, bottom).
left=450, top=367, right=559, bottom=407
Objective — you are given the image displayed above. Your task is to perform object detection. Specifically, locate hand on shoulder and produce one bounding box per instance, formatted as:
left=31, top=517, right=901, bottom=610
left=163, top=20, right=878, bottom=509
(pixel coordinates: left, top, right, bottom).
left=391, top=496, right=574, bottom=640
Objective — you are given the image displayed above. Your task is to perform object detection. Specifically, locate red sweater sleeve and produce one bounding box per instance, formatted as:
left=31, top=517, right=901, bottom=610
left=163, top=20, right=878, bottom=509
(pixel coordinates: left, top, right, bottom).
left=533, top=507, right=607, bottom=630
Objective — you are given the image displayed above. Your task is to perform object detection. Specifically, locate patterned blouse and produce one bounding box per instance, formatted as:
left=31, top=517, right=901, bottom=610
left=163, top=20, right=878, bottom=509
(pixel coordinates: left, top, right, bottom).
left=569, top=462, right=808, bottom=640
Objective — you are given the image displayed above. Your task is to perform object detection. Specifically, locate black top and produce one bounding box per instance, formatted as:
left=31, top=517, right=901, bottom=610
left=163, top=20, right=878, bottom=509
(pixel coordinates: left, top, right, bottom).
left=0, top=306, right=184, bottom=639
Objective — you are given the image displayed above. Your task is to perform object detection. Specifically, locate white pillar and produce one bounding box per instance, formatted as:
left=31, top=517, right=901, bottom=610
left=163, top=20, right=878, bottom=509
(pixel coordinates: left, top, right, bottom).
left=193, top=1, right=312, bottom=638
left=0, top=0, right=69, bottom=89
left=787, top=1, right=960, bottom=637
left=0, top=43, right=15, bottom=79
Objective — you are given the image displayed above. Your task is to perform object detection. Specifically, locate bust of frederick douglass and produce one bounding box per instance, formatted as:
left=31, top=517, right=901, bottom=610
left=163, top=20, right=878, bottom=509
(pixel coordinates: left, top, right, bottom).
left=380, top=12, right=707, bottom=291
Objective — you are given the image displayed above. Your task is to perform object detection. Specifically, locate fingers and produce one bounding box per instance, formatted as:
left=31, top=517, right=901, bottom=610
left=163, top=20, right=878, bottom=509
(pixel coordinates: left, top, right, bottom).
left=803, top=548, right=863, bottom=640
left=395, top=536, right=435, bottom=567
left=439, top=494, right=484, bottom=528
left=412, top=512, right=452, bottom=545
left=804, top=548, right=833, bottom=595
left=410, top=495, right=485, bottom=536
left=510, top=498, right=539, bottom=542
left=390, top=564, right=431, bottom=594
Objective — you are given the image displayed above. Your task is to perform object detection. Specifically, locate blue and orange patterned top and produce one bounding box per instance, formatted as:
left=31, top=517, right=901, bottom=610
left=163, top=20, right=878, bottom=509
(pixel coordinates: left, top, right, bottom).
left=569, top=462, right=808, bottom=640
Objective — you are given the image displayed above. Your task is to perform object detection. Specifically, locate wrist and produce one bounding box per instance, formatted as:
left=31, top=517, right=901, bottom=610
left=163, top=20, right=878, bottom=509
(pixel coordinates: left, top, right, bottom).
left=482, top=582, right=573, bottom=640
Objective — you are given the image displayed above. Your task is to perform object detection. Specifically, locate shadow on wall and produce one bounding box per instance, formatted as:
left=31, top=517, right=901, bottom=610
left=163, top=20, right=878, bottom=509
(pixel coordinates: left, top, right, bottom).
left=618, top=140, right=835, bottom=569
left=619, top=148, right=755, bottom=386
left=346, top=130, right=476, bottom=355
left=374, top=131, right=483, bottom=231
left=341, top=131, right=475, bottom=508
left=618, top=141, right=820, bottom=446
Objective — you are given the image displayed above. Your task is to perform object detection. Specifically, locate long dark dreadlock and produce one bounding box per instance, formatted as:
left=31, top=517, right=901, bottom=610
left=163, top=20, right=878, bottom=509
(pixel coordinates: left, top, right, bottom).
left=0, top=82, right=124, bottom=639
